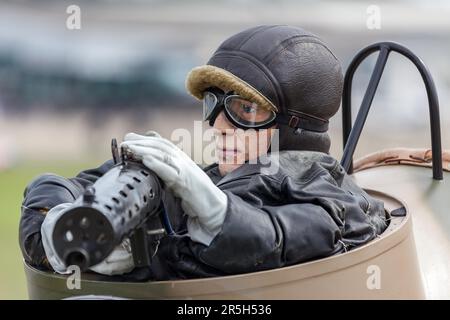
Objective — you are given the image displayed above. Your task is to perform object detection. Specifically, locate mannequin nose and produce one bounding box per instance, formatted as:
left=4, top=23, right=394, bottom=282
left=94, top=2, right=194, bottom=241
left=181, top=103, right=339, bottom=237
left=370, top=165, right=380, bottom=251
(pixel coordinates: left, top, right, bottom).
left=213, top=111, right=236, bottom=132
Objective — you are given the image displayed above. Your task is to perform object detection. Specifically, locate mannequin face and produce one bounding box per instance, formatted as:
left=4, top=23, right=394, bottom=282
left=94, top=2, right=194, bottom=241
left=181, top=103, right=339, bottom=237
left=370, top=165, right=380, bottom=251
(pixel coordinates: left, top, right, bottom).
left=212, top=110, right=276, bottom=176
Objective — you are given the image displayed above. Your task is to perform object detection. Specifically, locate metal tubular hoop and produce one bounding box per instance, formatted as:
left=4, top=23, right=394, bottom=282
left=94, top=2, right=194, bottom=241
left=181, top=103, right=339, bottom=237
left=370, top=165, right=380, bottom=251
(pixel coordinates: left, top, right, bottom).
left=341, top=42, right=442, bottom=180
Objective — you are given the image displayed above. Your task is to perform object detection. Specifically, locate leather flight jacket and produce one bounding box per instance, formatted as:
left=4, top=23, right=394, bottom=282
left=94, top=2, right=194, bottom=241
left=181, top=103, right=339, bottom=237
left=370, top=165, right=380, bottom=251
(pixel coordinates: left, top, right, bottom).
left=19, top=151, right=387, bottom=280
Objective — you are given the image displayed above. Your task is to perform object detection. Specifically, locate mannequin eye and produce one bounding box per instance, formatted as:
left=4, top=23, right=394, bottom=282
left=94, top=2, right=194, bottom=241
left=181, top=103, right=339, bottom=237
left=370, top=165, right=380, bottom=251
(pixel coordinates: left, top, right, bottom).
left=242, top=104, right=256, bottom=113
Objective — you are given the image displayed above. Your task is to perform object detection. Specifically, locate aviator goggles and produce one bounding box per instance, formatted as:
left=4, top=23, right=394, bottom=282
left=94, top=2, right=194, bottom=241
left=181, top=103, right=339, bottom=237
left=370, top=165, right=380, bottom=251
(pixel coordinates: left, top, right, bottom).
left=202, top=87, right=276, bottom=130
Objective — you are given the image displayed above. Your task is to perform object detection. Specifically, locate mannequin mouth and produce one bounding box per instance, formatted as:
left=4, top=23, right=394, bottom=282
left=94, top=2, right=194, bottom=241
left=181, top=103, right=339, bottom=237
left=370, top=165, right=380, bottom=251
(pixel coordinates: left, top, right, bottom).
left=217, top=147, right=240, bottom=159
left=214, top=136, right=244, bottom=160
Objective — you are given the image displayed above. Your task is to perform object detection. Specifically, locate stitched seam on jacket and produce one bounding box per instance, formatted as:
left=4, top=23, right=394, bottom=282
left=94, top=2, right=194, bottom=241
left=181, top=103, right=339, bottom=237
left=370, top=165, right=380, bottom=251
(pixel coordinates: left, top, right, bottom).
left=329, top=159, right=344, bottom=185
left=253, top=173, right=284, bottom=186
left=261, top=206, right=284, bottom=261
left=288, top=166, right=325, bottom=185
left=65, top=178, right=85, bottom=200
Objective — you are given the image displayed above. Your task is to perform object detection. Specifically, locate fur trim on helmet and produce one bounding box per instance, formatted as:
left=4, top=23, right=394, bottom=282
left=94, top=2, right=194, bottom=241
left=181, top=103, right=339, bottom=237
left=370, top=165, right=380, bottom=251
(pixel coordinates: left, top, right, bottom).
left=185, top=65, right=278, bottom=112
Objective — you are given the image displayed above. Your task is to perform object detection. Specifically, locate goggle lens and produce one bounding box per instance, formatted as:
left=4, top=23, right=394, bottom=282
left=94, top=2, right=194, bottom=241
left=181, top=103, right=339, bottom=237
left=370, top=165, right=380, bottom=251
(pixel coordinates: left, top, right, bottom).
left=203, top=91, right=218, bottom=121
left=224, top=96, right=276, bottom=127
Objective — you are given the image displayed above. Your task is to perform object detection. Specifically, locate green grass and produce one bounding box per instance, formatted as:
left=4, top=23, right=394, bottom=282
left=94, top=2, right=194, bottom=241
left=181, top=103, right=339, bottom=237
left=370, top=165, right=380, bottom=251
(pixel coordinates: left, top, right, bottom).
left=0, top=161, right=98, bottom=300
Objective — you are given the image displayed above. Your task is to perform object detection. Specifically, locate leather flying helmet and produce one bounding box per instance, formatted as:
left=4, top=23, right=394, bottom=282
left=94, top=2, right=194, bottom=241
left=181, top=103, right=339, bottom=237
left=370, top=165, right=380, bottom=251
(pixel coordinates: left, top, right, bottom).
left=185, top=25, right=344, bottom=153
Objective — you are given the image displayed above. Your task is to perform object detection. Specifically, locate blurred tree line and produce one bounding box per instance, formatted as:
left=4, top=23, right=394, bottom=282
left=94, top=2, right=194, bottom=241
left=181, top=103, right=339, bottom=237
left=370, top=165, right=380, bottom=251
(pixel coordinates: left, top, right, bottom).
left=0, top=53, right=190, bottom=114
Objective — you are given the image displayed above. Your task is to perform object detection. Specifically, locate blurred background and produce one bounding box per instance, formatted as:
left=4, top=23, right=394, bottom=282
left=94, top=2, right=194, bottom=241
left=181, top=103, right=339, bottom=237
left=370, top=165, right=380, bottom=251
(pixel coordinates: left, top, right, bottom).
left=1, top=0, right=449, bottom=299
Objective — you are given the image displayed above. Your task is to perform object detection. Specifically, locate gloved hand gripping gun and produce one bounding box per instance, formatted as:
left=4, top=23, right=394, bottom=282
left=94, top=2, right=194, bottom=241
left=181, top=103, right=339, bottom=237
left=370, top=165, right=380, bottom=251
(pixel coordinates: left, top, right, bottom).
left=50, top=138, right=173, bottom=271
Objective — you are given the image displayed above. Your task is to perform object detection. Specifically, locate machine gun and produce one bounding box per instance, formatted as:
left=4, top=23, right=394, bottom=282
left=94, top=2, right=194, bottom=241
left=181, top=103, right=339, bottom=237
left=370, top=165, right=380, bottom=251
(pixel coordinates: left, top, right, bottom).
left=51, top=138, right=173, bottom=271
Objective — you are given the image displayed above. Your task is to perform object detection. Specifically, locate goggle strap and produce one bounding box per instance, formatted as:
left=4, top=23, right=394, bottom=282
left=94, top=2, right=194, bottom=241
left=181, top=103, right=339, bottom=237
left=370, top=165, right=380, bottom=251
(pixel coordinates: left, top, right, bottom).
left=276, top=112, right=329, bottom=133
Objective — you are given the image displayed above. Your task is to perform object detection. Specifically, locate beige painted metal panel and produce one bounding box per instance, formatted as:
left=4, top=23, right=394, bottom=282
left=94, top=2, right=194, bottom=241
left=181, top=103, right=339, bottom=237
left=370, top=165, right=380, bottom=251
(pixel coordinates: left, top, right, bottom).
left=24, top=190, right=425, bottom=299
left=353, top=165, right=450, bottom=299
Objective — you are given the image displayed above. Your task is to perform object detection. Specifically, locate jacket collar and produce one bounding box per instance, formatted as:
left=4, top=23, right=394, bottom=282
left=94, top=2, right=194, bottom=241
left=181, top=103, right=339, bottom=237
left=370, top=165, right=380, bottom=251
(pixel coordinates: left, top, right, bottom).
left=204, top=153, right=280, bottom=186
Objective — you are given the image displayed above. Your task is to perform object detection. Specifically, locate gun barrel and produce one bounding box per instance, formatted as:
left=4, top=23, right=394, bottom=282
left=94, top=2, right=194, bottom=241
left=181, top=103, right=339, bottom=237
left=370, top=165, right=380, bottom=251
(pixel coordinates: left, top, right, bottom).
left=52, top=161, right=162, bottom=270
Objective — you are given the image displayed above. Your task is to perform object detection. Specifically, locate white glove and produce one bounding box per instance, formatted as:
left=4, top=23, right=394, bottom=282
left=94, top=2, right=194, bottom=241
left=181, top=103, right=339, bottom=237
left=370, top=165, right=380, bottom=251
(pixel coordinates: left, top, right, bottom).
left=89, top=238, right=134, bottom=276
left=41, top=203, right=74, bottom=274
left=121, top=132, right=227, bottom=246
left=41, top=202, right=134, bottom=275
